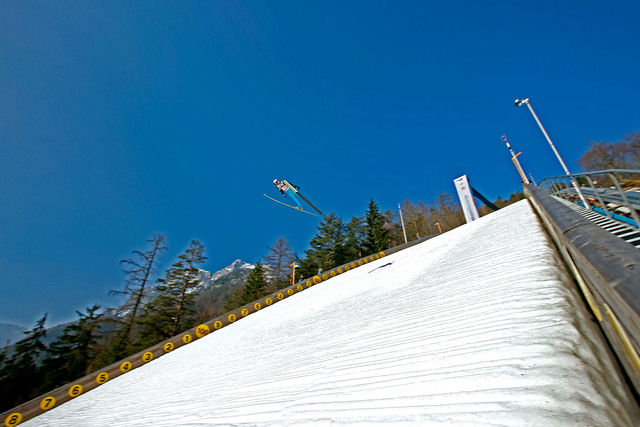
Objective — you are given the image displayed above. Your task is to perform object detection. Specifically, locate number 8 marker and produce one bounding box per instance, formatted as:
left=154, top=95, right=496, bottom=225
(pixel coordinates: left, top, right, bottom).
left=4, top=413, right=22, bottom=427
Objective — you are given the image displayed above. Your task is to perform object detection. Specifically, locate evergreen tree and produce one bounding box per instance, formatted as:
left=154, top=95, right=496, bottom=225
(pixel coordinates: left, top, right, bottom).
left=300, top=213, right=346, bottom=277
left=242, top=262, right=268, bottom=302
left=0, top=314, right=48, bottom=412
left=109, top=234, right=167, bottom=360
left=364, top=199, right=389, bottom=254
left=343, top=216, right=366, bottom=261
left=41, top=305, right=103, bottom=389
left=136, top=240, right=207, bottom=347
left=224, top=263, right=269, bottom=311
left=223, top=287, right=245, bottom=312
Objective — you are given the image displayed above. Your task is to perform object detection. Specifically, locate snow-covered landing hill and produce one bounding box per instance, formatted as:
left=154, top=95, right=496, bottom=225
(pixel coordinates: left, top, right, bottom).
left=25, top=201, right=640, bottom=426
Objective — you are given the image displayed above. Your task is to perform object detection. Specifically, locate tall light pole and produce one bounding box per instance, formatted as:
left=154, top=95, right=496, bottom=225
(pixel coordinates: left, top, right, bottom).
left=398, top=203, right=408, bottom=244
left=514, top=98, right=590, bottom=208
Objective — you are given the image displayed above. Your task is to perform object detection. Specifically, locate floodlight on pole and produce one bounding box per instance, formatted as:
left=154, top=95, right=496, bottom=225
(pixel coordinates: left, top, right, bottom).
left=514, top=98, right=590, bottom=208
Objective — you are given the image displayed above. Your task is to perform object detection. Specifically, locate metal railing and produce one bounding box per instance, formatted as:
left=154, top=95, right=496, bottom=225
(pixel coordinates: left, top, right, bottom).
left=524, top=184, right=640, bottom=396
left=538, top=169, right=640, bottom=229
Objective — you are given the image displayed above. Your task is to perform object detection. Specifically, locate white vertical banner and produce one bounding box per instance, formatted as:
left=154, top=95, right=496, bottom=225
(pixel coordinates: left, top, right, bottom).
left=454, top=175, right=479, bottom=223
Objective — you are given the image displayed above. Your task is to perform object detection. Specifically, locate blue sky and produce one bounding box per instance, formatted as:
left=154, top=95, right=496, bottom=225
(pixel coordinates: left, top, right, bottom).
left=2, top=0, right=639, bottom=327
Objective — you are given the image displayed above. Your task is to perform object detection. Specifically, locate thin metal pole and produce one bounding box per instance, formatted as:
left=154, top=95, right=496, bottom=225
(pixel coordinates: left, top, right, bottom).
left=398, top=203, right=408, bottom=244
left=524, top=102, right=571, bottom=175
left=518, top=98, right=590, bottom=208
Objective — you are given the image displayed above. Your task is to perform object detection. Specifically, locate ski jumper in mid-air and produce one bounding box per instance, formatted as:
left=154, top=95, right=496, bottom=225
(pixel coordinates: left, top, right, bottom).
left=273, top=179, right=304, bottom=209
left=265, top=179, right=323, bottom=216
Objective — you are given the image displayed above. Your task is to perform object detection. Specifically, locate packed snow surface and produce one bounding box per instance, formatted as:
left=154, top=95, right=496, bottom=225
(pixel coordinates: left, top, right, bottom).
left=26, top=201, right=640, bottom=426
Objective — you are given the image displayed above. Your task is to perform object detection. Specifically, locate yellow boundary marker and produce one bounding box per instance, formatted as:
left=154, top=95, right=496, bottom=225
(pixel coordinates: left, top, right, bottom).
left=4, top=413, right=22, bottom=427
left=96, top=372, right=109, bottom=385
left=196, top=324, right=211, bottom=337
left=68, top=384, right=82, bottom=398
left=39, top=397, right=55, bottom=411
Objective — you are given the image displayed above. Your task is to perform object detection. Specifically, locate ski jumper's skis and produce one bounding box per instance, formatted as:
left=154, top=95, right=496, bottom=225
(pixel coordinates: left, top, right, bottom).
left=283, top=180, right=323, bottom=215
left=263, top=194, right=319, bottom=216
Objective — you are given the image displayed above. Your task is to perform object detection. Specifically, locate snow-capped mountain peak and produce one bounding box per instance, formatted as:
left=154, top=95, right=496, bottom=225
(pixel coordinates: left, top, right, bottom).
left=196, top=260, right=254, bottom=290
